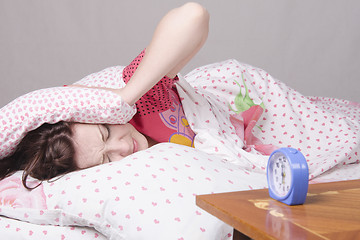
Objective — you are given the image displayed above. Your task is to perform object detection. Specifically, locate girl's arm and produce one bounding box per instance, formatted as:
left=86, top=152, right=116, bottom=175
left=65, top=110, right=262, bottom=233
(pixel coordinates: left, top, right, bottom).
left=115, top=2, right=209, bottom=105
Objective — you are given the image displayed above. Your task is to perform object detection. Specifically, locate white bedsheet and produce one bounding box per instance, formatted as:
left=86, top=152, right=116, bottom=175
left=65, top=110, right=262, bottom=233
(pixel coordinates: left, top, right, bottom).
left=0, top=215, right=106, bottom=240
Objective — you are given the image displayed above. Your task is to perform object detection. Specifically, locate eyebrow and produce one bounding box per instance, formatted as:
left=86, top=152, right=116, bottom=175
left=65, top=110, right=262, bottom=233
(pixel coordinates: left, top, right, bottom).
left=104, top=124, right=110, bottom=139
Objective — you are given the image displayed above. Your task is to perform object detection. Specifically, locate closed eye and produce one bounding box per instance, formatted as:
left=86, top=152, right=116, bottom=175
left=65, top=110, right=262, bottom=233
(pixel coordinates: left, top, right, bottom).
left=99, top=124, right=111, bottom=164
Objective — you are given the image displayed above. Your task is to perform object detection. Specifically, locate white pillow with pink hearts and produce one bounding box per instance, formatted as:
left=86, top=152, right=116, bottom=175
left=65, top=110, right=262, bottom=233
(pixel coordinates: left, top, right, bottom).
left=0, top=143, right=267, bottom=239
left=0, top=66, right=135, bottom=159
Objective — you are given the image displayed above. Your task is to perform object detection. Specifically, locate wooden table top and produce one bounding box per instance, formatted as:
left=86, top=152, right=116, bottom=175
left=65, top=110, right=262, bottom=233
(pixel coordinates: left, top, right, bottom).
left=196, top=179, right=360, bottom=240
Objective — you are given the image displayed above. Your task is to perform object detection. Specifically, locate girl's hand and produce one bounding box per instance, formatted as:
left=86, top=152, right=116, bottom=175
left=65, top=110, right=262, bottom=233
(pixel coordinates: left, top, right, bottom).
left=119, top=3, right=209, bottom=106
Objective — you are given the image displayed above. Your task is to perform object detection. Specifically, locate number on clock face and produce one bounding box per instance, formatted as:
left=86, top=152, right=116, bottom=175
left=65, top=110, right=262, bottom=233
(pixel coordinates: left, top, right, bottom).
left=271, top=155, right=292, bottom=197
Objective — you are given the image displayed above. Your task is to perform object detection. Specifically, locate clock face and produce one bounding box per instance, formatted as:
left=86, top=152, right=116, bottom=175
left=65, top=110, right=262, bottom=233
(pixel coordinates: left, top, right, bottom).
left=268, top=152, right=292, bottom=197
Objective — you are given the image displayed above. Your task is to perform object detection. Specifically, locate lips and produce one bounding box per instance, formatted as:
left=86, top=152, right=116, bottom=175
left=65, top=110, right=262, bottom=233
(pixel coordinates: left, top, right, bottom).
left=133, top=138, right=138, bottom=153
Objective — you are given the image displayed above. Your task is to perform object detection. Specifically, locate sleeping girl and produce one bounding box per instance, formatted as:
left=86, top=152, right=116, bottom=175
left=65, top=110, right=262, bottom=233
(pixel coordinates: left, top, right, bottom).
left=0, top=2, right=209, bottom=188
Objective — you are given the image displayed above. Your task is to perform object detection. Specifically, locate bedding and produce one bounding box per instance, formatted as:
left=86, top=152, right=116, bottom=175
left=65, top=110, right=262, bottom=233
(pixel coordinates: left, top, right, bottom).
left=178, top=59, right=360, bottom=179
left=0, top=59, right=359, bottom=239
left=0, top=216, right=106, bottom=240
left=1, top=143, right=263, bottom=239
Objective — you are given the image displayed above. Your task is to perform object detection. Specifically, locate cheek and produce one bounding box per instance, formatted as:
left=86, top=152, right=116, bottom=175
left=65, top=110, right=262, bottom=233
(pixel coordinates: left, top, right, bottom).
left=125, top=124, right=149, bottom=150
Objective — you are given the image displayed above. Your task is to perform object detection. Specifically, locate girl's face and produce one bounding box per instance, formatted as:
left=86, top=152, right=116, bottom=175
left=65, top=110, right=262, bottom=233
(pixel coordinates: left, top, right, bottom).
left=72, top=123, right=149, bottom=169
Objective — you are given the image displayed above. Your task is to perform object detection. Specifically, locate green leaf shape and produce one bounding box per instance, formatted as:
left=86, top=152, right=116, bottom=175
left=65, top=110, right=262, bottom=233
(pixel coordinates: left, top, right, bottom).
left=230, top=73, right=265, bottom=113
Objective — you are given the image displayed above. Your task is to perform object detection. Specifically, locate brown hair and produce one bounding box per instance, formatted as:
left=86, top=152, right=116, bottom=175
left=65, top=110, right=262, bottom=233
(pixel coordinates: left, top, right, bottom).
left=0, top=121, right=78, bottom=189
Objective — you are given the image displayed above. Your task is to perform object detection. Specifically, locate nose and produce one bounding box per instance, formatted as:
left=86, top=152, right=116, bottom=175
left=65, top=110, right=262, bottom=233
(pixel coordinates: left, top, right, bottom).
left=106, top=138, right=133, bottom=161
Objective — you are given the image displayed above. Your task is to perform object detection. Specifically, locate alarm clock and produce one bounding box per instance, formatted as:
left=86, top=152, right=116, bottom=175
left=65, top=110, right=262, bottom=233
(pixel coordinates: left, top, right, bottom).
left=266, top=147, right=309, bottom=205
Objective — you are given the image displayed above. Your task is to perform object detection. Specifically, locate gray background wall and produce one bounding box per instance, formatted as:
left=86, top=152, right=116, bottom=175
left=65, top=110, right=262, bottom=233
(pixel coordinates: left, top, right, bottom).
left=1, top=0, right=359, bottom=108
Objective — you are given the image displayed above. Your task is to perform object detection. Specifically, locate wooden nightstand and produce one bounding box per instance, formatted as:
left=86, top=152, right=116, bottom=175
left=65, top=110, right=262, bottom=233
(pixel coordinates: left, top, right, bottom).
left=196, top=179, right=360, bottom=239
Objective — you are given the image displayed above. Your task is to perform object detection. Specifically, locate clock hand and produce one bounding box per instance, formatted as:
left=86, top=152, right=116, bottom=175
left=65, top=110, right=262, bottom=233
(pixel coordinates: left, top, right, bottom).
left=281, top=163, right=286, bottom=185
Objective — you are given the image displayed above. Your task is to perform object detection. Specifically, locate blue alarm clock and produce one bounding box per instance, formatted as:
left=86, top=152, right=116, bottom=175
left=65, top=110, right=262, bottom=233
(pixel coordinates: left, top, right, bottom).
left=266, top=147, right=309, bottom=205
